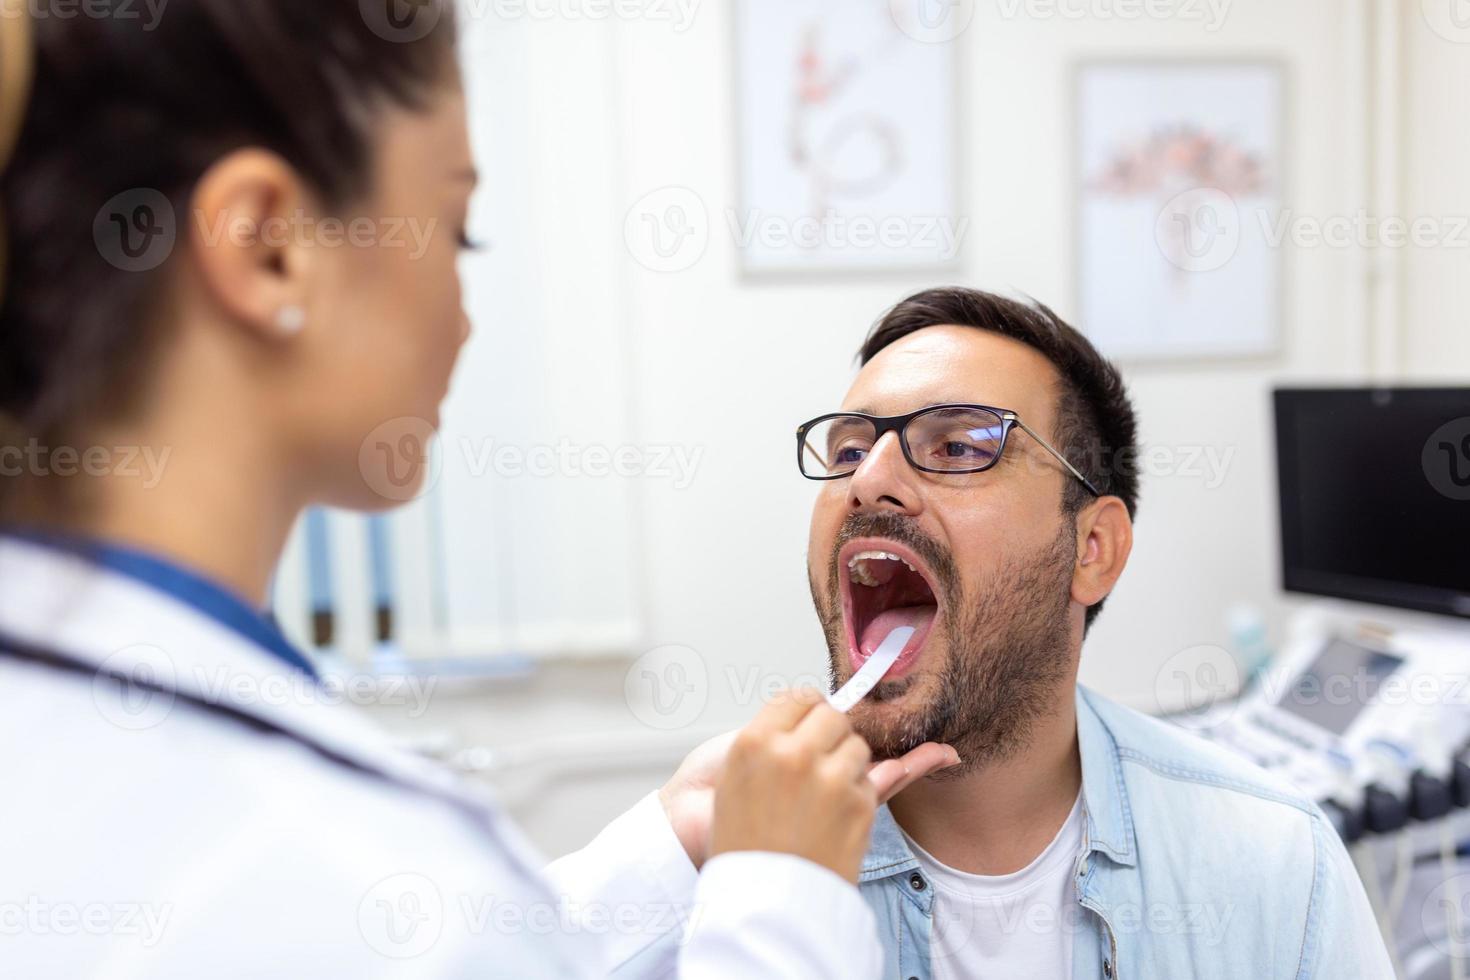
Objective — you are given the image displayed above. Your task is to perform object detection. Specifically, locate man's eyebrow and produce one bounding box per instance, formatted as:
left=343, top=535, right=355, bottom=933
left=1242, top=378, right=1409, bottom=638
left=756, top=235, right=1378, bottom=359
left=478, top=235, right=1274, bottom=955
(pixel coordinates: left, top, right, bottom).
left=841, top=401, right=993, bottom=417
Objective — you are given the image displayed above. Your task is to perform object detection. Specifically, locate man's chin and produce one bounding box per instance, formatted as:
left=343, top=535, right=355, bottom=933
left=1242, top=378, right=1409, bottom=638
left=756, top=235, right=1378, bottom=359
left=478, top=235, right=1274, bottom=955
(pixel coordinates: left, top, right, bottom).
left=866, top=674, right=920, bottom=703
left=847, top=684, right=941, bottom=761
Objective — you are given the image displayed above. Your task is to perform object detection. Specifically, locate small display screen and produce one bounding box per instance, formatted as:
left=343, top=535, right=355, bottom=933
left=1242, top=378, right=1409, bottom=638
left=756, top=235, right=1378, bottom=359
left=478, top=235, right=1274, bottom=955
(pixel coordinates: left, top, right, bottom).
left=1275, top=637, right=1404, bottom=736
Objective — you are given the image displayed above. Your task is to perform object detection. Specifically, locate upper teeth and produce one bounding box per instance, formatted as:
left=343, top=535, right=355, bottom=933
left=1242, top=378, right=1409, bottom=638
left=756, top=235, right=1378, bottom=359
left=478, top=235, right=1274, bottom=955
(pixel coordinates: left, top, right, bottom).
left=847, top=550, right=916, bottom=587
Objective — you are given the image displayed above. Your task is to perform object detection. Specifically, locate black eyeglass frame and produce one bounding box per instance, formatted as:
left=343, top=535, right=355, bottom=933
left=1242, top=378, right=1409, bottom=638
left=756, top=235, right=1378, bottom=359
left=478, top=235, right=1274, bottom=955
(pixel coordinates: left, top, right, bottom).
left=796, top=402, right=1101, bottom=496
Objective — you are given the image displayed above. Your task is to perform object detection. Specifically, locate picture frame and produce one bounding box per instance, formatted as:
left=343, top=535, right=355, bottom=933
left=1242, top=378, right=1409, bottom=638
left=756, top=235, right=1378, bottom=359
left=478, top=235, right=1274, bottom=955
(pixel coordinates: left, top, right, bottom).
left=733, top=1, right=965, bottom=277
left=1073, top=59, right=1286, bottom=361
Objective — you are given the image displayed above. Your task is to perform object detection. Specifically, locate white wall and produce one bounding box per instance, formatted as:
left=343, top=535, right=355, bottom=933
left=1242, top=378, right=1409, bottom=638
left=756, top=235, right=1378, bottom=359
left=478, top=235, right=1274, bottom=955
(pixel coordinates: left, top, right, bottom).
left=1402, top=0, right=1470, bottom=377
left=358, top=0, right=1470, bottom=859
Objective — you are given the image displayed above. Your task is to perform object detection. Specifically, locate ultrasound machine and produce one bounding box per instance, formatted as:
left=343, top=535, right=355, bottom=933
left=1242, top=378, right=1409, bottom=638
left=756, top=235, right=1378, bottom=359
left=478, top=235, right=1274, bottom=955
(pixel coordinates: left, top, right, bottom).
left=1175, top=387, right=1470, bottom=979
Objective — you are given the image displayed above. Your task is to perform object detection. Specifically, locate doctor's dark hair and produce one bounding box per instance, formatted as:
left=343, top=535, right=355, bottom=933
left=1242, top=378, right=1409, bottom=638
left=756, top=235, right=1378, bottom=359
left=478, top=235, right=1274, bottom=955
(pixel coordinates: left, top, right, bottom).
left=0, top=0, right=458, bottom=442
left=858, top=287, right=1139, bottom=630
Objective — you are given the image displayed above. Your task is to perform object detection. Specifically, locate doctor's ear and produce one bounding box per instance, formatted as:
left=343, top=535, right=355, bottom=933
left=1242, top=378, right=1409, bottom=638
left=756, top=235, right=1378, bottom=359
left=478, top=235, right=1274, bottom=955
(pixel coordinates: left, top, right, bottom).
left=1070, top=495, right=1132, bottom=610
left=187, top=148, right=317, bottom=341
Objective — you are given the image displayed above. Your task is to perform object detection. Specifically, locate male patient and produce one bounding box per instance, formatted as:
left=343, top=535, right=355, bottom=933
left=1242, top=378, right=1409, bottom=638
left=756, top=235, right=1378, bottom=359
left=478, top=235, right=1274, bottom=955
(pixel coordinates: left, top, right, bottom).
left=801, top=287, right=1393, bottom=978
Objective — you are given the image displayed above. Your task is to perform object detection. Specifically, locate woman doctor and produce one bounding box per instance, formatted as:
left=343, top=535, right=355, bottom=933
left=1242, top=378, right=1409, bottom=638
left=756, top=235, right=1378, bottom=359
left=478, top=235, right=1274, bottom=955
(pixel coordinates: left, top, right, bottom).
left=0, top=1, right=956, bottom=977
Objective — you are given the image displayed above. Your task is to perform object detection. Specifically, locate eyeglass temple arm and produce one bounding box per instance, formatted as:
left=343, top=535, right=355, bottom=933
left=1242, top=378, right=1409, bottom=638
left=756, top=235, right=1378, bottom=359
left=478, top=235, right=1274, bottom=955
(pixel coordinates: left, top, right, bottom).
left=802, top=439, right=832, bottom=473
left=1010, top=417, right=1102, bottom=497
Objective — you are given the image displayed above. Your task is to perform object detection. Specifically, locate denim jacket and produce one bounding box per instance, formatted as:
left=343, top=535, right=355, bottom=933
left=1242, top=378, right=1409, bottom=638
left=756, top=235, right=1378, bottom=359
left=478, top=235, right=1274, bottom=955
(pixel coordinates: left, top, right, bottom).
left=858, top=686, right=1395, bottom=979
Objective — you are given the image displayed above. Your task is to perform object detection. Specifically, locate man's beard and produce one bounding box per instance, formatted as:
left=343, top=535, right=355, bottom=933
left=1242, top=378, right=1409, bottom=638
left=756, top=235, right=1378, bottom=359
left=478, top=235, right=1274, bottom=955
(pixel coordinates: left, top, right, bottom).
left=809, top=511, right=1077, bottom=771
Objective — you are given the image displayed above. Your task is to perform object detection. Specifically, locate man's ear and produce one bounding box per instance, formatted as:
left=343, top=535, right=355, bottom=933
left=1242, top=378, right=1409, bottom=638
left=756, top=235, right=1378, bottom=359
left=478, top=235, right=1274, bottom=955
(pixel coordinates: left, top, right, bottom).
left=1071, top=495, right=1132, bottom=611
left=186, top=148, right=317, bottom=340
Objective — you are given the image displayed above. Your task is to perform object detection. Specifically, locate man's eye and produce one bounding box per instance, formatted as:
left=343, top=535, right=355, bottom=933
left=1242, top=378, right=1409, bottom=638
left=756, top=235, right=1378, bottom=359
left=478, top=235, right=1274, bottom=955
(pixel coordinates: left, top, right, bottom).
left=934, top=440, right=995, bottom=460
left=834, top=446, right=868, bottom=465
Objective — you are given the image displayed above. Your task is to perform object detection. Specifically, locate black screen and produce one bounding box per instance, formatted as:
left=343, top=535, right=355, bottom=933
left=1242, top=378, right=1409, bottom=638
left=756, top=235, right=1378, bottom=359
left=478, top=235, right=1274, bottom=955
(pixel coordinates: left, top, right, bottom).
left=1275, top=388, right=1470, bottom=618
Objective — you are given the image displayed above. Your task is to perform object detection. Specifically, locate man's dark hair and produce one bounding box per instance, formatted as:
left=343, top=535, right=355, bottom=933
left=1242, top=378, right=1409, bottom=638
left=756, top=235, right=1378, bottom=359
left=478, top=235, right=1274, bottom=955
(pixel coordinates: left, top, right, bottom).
left=858, top=286, right=1139, bottom=631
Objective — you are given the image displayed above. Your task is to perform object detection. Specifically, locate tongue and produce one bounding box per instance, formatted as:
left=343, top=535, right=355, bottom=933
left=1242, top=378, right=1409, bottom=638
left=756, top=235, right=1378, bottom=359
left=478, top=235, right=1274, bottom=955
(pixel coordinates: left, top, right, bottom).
left=859, top=605, right=935, bottom=659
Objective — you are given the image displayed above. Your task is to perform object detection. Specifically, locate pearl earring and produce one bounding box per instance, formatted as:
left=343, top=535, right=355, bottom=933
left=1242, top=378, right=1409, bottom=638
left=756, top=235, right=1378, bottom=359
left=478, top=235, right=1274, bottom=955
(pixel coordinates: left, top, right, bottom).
left=275, top=305, right=306, bottom=336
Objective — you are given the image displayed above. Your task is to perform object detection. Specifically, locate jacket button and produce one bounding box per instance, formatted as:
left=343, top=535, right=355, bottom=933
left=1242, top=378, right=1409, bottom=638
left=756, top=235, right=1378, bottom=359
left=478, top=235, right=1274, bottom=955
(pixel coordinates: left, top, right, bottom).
left=1103, top=958, right=1113, bottom=978
left=908, top=872, right=926, bottom=891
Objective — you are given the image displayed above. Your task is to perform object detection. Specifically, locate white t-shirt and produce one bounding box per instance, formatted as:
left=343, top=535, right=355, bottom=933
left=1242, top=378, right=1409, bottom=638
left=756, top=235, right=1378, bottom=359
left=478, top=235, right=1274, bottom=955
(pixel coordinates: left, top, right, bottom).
left=901, top=793, right=1085, bottom=980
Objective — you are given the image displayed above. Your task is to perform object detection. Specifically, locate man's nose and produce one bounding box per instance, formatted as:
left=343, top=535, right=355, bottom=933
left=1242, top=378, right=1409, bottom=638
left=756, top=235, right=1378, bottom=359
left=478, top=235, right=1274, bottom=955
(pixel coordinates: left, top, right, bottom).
left=848, top=432, right=922, bottom=516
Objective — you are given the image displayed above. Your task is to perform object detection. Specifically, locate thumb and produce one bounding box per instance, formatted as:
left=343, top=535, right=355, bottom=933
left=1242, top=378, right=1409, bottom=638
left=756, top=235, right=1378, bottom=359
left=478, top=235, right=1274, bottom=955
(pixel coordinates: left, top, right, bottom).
left=867, top=743, right=962, bottom=803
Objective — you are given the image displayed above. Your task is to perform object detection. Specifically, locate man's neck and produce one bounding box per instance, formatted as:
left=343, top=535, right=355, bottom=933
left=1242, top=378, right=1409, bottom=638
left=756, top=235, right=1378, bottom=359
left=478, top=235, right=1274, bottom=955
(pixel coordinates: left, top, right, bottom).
left=887, top=685, right=1082, bottom=876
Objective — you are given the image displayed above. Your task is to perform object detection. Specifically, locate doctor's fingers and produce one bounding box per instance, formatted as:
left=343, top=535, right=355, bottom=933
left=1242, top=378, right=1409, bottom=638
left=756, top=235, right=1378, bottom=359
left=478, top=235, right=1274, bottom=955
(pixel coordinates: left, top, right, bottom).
left=792, top=699, right=857, bottom=753
left=744, top=687, right=826, bottom=736
left=869, top=742, right=964, bottom=803
left=825, top=732, right=874, bottom=784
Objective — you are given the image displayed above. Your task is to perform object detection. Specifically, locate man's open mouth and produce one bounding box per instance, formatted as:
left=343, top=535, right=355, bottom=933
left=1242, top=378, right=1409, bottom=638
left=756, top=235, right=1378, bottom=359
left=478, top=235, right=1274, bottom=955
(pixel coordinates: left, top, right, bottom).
left=838, top=537, right=943, bottom=679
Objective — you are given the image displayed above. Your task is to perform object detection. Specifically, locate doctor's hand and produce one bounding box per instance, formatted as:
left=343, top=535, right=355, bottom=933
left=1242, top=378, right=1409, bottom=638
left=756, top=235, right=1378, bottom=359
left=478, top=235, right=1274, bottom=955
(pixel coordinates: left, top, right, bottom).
left=695, top=689, right=959, bottom=883
left=659, top=705, right=960, bottom=872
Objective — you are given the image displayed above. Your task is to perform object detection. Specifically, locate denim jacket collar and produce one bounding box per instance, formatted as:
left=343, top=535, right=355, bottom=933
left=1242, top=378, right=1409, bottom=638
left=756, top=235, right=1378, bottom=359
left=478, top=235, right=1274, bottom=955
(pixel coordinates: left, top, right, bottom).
left=860, top=685, right=1137, bottom=882
left=1075, top=686, right=1136, bottom=867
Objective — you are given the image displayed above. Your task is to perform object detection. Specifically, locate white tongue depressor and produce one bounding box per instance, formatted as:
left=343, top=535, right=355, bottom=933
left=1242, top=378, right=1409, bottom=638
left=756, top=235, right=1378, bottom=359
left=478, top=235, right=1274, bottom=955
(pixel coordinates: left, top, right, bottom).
left=827, top=626, right=915, bottom=713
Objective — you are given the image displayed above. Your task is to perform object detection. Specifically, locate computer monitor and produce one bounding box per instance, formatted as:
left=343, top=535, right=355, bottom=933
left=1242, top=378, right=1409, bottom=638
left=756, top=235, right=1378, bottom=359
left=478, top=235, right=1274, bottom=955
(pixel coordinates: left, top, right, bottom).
left=1274, top=387, right=1470, bottom=618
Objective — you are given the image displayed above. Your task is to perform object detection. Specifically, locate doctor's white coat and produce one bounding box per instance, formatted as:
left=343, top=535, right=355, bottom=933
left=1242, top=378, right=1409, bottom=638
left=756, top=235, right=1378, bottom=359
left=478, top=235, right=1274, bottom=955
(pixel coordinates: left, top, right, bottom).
left=0, top=536, right=882, bottom=979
